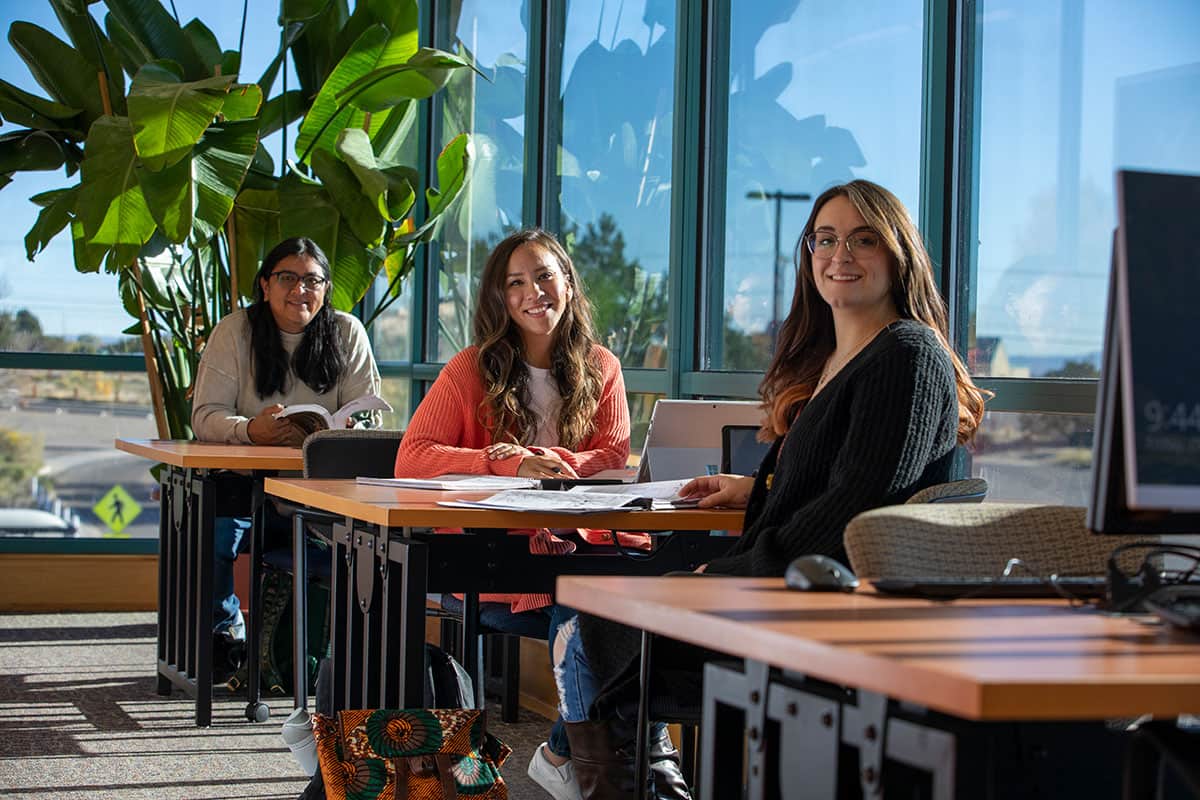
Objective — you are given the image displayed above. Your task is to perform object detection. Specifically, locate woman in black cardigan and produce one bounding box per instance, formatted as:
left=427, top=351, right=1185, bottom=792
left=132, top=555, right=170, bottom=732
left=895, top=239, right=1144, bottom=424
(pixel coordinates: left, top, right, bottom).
left=554, top=180, right=989, bottom=799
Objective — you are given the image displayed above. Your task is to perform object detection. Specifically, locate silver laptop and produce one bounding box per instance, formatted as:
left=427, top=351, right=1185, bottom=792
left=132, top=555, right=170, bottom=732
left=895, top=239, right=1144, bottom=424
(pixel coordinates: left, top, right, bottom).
left=636, top=399, right=765, bottom=482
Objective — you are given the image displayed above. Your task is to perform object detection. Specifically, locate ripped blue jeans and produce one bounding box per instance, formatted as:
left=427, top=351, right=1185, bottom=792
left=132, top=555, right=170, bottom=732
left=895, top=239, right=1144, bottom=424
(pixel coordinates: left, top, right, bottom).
left=552, top=614, right=667, bottom=739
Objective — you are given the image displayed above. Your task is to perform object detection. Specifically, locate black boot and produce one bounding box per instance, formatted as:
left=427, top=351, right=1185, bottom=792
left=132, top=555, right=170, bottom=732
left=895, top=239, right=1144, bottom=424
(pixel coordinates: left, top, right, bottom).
left=649, top=726, right=692, bottom=800
left=565, top=719, right=639, bottom=799
left=565, top=719, right=693, bottom=800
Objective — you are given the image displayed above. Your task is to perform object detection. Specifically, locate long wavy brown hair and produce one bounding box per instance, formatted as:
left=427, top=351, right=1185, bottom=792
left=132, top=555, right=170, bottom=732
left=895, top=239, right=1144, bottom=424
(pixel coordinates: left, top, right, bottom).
left=760, top=180, right=988, bottom=443
left=473, top=229, right=603, bottom=449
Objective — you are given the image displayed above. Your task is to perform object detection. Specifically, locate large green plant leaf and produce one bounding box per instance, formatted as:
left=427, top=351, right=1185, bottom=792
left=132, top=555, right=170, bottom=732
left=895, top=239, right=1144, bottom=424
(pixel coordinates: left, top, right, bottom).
left=104, top=12, right=155, bottom=77
left=281, top=0, right=336, bottom=20
left=337, top=48, right=478, bottom=113
left=76, top=115, right=158, bottom=271
left=426, top=132, right=471, bottom=218
left=48, top=0, right=126, bottom=113
left=0, top=130, right=77, bottom=174
left=104, top=0, right=208, bottom=79
left=232, top=187, right=280, bottom=299
left=382, top=229, right=416, bottom=298
left=367, top=0, right=419, bottom=40
left=287, top=0, right=351, bottom=100
left=370, top=99, right=417, bottom=165
left=128, top=63, right=233, bottom=171
left=191, top=119, right=259, bottom=245
left=277, top=173, right=375, bottom=311
left=294, top=24, right=403, bottom=164
left=8, top=22, right=109, bottom=126
left=221, top=84, right=264, bottom=121
left=334, top=128, right=389, bottom=218
left=135, top=149, right=192, bottom=243
left=260, top=90, right=306, bottom=138
left=24, top=185, right=78, bottom=261
left=70, top=217, right=106, bottom=272
left=183, top=19, right=222, bottom=75
left=0, top=80, right=83, bottom=134
left=309, top=148, right=385, bottom=248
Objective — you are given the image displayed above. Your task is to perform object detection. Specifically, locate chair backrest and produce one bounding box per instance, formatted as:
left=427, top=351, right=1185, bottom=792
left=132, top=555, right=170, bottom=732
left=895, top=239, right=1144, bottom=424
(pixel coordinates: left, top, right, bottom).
left=905, top=477, right=988, bottom=505
left=843, top=503, right=1139, bottom=579
left=302, top=429, right=404, bottom=479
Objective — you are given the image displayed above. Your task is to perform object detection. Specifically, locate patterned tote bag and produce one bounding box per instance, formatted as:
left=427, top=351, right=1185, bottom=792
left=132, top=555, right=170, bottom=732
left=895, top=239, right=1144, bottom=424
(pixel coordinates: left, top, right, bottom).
left=312, top=708, right=510, bottom=799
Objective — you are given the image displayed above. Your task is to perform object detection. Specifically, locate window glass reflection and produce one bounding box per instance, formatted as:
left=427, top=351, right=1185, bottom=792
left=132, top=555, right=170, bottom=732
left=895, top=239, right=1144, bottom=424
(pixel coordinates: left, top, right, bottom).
left=559, top=0, right=674, bottom=368
left=971, top=1, right=1200, bottom=378
left=970, top=411, right=1094, bottom=506
left=714, top=0, right=924, bottom=371
left=0, top=370, right=158, bottom=540
left=433, top=0, right=528, bottom=361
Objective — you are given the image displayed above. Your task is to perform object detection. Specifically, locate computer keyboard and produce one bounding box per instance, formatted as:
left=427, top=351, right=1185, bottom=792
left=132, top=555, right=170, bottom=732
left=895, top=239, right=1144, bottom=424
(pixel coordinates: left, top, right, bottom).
left=1143, top=585, right=1200, bottom=632
left=871, top=575, right=1108, bottom=599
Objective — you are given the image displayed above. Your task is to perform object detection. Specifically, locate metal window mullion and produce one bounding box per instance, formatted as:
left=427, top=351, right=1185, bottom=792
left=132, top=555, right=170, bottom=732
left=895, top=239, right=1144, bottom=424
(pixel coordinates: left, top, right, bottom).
left=407, top=0, right=440, bottom=414
left=524, top=0, right=564, bottom=232
left=697, top=0, right=731, bottom=375
left=948, top=0, right=981, bottom=358
left=918, top=0, right=954, bottom=296
left=0, top=352, right=145, bottom=372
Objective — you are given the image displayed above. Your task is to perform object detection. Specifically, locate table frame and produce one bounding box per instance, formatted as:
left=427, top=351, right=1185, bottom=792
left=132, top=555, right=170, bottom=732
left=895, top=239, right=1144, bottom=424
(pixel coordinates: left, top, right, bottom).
left=262, top=477, right=745, bottom=716
left=116, top=440, right=301, bottom=727
left=558, top=575, right=1200, bottom=799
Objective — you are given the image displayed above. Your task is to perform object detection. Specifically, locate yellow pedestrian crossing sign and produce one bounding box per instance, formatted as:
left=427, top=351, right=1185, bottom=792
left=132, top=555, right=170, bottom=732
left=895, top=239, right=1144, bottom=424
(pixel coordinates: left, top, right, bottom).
left=94, top=485, right=142, bottom=536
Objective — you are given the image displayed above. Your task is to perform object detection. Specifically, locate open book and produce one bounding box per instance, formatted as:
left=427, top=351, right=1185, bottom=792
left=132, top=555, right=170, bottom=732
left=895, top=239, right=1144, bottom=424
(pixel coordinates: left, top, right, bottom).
left=275, top=394, right=392, bottom=436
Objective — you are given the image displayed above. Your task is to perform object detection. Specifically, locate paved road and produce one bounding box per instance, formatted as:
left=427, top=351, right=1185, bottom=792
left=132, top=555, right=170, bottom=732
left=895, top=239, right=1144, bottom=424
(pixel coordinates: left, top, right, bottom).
left=0, top=401, right=160, bottom=539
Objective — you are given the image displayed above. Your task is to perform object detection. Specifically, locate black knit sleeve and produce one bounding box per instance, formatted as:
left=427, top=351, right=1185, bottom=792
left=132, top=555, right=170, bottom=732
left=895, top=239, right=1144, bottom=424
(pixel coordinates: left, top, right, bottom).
left=705, top=336, right=954, bottom=576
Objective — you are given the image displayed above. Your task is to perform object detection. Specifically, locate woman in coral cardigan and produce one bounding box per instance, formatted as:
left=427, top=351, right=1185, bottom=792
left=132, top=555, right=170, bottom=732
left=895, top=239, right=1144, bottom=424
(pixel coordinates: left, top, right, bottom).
left=392, top=227, right=629, bottom=798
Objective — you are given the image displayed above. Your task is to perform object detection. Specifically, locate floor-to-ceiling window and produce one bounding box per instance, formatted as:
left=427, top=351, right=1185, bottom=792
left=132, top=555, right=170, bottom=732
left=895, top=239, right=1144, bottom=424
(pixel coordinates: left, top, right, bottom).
left=430, top=0, right=529, bottom=362
left=709, top=0, right=925, bottom=372
left=966, top=0, right=1200, bottom=503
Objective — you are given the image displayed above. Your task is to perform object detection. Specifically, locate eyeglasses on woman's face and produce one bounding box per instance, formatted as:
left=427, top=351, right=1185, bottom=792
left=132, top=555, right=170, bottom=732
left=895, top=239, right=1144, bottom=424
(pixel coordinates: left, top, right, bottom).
left=804, top=228, right=883, bottom=258
left=270, top=270, right=328, bottom=291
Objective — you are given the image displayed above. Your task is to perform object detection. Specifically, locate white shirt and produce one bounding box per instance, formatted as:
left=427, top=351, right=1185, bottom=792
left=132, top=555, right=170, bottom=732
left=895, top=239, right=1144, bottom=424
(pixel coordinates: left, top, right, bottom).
left=525, top=364, right=562, bottom=448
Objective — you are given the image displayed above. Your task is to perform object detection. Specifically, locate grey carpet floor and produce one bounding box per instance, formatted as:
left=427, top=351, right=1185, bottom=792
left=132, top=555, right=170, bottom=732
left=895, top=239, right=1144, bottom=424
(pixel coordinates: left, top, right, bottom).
left=0, top=612, right=552, bottom=799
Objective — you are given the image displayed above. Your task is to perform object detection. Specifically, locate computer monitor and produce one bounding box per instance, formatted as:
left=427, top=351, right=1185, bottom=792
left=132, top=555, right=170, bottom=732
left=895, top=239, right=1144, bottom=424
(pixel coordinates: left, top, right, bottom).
left=1088, top=169, right=1200, bottom=535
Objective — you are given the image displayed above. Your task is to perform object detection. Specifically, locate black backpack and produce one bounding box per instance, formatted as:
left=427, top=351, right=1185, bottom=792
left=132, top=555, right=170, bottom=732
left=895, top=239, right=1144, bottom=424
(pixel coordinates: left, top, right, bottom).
left=297, top=644, right=476, bottom=800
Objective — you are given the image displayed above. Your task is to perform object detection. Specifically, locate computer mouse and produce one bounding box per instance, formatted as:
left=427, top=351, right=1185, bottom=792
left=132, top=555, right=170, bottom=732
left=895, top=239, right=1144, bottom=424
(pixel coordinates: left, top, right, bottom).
left=785, top=554, right=859, bottom=592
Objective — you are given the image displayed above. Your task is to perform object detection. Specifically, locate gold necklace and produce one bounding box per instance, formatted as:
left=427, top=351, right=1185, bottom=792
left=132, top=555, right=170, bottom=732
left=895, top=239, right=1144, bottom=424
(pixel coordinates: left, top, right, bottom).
left=814, top=320, right=895, bottom=395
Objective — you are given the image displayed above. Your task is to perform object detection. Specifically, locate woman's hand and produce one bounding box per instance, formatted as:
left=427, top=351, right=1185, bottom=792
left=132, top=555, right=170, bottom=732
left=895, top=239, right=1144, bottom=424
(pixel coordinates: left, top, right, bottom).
left=517, top=453, right=580, bottom=479
left=247, top=404, right=304, bottom=446
left=485, top=442, right=535, bottom=462
left=677, top=473, right=754, bottom=509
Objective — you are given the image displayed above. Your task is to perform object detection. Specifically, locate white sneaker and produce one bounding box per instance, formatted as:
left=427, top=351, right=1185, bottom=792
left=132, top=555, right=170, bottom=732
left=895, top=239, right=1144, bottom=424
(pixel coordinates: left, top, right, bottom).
left=526, top=742, right=582, bottom=800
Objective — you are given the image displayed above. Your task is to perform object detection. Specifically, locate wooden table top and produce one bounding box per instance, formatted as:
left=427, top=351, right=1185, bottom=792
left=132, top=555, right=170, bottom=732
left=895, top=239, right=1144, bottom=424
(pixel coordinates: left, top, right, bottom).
left=557, top=575, right=1200, bottom=722
left=263, top=477, right=745, bottom=531
left=115, top=438, right=303, bottom=470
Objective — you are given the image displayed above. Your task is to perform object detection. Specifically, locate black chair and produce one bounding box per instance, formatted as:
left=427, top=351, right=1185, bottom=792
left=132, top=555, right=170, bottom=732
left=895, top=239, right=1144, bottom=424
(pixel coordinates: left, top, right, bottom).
left=243, top=429, right=524, bottom=723
left=244, top=429, right=403, bottom=722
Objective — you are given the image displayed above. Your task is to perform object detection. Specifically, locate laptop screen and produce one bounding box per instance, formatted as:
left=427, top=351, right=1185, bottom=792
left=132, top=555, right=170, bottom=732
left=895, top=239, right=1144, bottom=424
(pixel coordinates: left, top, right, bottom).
left=637, top=400, right=765, bottom=482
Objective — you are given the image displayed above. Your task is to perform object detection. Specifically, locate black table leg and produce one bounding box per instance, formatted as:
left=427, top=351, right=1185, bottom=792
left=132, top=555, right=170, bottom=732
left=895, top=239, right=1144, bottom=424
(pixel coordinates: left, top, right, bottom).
left=192, top=470, right=215, bottom=727
left=635, top=630, right=653, bottom=798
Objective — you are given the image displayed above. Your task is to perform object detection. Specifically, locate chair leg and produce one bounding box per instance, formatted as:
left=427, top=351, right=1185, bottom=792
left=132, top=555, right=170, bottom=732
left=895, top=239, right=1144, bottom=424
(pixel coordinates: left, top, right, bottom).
left=501, top=634, right=521, bottom=723
left=439, top=617, right=460, bottom=660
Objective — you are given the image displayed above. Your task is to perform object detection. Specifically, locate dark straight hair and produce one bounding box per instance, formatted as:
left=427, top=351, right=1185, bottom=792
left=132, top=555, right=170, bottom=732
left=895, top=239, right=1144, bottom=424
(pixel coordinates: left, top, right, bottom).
left=247, top=237, right=345, bottom=398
